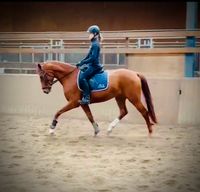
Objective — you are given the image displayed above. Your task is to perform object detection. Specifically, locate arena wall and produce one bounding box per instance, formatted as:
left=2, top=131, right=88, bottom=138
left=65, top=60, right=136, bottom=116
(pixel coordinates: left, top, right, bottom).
left=0, top=74, right=199, bottom=125
left=127, top=54, right=185, bottom=78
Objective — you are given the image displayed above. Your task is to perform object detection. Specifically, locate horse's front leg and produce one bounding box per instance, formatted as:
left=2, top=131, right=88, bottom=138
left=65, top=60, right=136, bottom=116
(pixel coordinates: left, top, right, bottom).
left=49, top=101, right=79, bottom=134
left=81, top=105, right=100, bottom=136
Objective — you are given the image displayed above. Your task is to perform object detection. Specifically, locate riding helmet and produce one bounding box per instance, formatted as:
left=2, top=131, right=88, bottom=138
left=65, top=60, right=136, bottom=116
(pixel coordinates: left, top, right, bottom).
left=87, top=25, right=100, bottom=35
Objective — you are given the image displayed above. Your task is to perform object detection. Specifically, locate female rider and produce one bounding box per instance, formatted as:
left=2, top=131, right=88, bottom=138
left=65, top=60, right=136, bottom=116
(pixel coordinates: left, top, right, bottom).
left=76, top=25, right=104, bottom=105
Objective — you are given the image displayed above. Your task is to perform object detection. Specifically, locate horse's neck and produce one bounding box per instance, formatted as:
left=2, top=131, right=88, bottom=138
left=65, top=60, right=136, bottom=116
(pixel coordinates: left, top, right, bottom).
left=49, top=62, right=77, bottom=88
left=46, top=61, right=75, bottom=78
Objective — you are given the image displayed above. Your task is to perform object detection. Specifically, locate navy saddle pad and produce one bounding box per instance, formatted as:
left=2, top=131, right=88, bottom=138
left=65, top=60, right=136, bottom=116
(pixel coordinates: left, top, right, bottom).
left=77, top=70, right=109, bottom=92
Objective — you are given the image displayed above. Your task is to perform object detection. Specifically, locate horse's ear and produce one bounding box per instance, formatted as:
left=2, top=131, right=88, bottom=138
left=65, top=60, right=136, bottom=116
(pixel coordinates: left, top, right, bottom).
left=36, top=63, right=42, bottom=74
left=38, top=63, right=42, bottom=70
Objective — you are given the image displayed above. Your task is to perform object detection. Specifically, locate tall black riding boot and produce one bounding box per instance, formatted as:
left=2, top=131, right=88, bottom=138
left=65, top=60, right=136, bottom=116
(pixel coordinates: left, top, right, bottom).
left=79, top=79, right=91, bottom=105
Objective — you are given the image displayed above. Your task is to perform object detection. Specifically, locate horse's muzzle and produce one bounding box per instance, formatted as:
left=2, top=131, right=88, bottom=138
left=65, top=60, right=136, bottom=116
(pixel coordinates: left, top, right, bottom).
left=43, top=88, right=50, bottom=94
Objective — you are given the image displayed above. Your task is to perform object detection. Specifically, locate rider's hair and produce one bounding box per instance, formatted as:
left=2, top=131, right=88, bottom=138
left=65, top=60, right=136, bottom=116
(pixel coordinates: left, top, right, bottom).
left=96, top=33, right=103, bottom=42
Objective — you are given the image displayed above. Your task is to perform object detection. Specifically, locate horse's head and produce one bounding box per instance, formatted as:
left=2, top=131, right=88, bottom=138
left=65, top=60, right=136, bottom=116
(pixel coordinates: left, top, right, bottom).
left=36, top=63, right=55, bottom=94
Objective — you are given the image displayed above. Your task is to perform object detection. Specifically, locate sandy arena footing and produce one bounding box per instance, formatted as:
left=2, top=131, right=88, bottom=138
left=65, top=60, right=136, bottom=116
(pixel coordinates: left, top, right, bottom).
left=0, top=114, right=199, bottom=192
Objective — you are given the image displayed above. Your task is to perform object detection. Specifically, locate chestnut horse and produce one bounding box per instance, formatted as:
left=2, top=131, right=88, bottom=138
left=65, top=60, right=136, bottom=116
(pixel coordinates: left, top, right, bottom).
left=36, top=61, right=157, bottom=136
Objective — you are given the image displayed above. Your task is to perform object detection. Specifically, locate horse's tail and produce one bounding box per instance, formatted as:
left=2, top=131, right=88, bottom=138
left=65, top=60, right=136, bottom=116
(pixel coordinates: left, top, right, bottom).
left=137, top=74, right=158, bottom=124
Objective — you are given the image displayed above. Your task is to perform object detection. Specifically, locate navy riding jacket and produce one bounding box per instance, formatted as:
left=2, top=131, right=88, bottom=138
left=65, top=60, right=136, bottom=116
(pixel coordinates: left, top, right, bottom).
left=79, top=38, right=103, bottom=70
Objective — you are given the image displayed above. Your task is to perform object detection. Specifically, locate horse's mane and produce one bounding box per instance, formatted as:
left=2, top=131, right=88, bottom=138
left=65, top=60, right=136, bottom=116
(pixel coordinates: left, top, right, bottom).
left=42, top=60, right=76, bottom=71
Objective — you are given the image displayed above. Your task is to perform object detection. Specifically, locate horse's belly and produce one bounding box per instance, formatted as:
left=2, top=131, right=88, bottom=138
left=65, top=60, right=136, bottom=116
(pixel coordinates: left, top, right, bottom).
left=90, top=80, right=119, bottom=103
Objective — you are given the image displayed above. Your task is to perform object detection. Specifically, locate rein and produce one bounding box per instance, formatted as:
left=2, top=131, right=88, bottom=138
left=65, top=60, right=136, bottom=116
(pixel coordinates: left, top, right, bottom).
left=52, top=67, right=77, bottom=85
left=44, top=67, right=77, bottom=86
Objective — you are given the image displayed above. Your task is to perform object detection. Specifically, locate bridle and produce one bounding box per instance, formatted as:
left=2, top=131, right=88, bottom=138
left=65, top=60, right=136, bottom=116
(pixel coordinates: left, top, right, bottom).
left=40, top=67, right=77, bottom=87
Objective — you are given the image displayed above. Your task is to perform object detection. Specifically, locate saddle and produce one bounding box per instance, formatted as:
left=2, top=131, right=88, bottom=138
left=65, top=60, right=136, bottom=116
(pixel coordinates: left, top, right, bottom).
left=77, top=70, right=109, bottom=92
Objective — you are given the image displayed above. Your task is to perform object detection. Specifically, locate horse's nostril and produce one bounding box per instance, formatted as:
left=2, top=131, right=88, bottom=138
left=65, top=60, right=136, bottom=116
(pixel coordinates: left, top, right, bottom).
left=43, top=89, right=50, bottom=94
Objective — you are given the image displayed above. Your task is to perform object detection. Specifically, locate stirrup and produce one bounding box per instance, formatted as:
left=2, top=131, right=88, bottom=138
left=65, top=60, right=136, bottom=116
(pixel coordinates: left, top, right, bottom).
left=79, top=96, right=90, bottom=105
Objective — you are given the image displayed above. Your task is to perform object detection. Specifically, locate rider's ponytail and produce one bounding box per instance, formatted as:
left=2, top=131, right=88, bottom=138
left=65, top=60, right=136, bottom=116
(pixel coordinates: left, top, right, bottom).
left=98, top=33, right=103, bottom=42
left=93, top=32, right=103, bottom=42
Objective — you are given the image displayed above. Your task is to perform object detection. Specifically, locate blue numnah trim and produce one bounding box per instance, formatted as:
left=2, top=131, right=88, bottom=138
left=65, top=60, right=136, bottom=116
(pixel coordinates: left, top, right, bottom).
left=77, top=70, right=109, bottom=92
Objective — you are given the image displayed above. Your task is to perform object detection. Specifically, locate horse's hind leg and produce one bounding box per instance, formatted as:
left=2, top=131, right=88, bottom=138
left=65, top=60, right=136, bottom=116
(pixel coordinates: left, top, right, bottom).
left=107, top=96, right=128, bottom=134
left=81, top=105, right=100, bottom=136
left=129, top=98, right=153, bottom=135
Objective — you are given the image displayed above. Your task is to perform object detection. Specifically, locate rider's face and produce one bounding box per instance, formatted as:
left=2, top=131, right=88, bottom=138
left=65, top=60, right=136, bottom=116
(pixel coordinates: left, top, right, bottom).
left=89, top=33, right=94, bottom=40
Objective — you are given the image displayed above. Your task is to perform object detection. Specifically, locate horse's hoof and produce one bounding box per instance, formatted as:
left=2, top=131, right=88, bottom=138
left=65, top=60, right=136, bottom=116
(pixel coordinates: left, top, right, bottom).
left=94, top=129, right=100, bottom=137
left=148, top=133, right=152, bottom=138
left=107, top=129, right=112, bottom=136
left=49, top=128, right=56, bottom=135
left=148, top=129, right=153, bottom=137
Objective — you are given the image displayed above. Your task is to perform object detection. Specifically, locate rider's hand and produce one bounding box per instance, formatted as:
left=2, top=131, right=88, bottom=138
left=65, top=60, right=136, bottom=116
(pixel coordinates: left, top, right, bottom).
left=80, top=64, right=88, bottom=72
left=76, top=62, right=82, bottom=68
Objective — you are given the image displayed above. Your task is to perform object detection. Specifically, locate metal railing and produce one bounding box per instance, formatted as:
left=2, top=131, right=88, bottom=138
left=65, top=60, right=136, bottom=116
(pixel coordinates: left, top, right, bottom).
left=0, top=29, right=199, bottom=74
